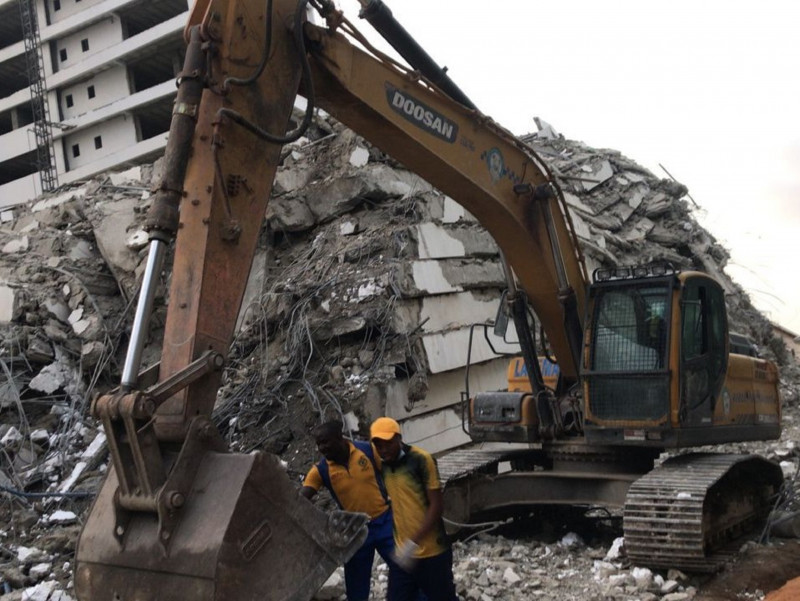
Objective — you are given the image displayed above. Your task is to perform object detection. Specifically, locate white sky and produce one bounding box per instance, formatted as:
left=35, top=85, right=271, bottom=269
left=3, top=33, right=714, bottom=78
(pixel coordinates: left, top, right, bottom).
left=338, top=0, right=800, bottom=334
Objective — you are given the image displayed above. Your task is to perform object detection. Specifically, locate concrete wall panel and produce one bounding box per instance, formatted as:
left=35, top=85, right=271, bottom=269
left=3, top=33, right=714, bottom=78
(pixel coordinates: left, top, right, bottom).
left=63, top=113, right=137, bottom=170
left=0, top=176, right=40, bottom=208
left=60, top=65, right=129, bottom=119
left=385, top=357, right=510, bottom=419
left=55, top=16, right=121, bottom=71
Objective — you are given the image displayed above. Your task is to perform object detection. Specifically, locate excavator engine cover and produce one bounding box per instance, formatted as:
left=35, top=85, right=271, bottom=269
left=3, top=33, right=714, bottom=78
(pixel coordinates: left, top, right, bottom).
left=76, top=451, right=367, bottom=601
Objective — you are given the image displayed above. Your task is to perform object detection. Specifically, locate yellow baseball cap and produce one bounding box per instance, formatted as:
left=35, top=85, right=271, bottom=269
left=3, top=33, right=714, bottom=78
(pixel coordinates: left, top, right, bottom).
left=370, top=417, right=401, bottom=441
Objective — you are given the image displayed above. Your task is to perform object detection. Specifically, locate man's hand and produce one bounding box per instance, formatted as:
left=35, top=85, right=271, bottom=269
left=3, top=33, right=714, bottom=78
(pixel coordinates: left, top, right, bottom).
left=391, top=540, right=420, bottom=572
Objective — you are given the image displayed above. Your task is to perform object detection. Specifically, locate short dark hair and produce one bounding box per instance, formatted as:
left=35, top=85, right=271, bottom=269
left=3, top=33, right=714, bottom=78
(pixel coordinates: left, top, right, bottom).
left=313, top=420, right=343, bottom=439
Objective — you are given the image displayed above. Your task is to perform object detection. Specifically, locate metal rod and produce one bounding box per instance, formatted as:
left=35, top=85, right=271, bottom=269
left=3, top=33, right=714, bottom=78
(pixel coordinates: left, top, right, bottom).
left=121, top=240, right=167, bottom=390
left=357, top=0, right=477, bottom=110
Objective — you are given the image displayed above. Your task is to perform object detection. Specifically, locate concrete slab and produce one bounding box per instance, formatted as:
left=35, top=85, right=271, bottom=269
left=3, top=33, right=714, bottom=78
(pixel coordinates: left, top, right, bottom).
left=399, top=259, right=504, bottom=297
left=384, top=357, right=510, bottom=419
left=442, top=195, right=477, bottom=224
left=421, top=327, right=518, bottom=373
left=415, top=222, right=497, bottom=260
left=399, top=408, right=471, bottom=455
left=393, top=291, right=502, bottom=334
left=580, top=160, right=614, bottom=192
left=32, top=187, right=87, bottom=213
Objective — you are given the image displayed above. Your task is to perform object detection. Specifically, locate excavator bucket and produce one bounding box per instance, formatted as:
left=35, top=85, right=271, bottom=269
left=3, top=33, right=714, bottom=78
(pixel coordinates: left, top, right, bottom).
left=75, top=451, right=368, bottom=601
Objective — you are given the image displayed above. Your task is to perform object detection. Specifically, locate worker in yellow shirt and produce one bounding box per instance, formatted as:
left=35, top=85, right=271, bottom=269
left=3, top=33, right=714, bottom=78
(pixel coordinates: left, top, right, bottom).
left=301, top=420, right=393, bottom=601
left=370, top=417, right=457, bottom=601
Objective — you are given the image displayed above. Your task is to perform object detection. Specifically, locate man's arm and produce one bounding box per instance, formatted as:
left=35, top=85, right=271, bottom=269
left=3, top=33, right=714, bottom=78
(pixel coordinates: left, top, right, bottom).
left=410, top=487, right=443, bottom=545
left=300, top=465, right=322, bottom=500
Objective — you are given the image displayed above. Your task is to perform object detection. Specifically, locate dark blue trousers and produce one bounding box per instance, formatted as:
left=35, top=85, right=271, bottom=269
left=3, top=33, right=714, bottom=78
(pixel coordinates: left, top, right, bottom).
left=344, top=509, right=395, bottom=601
left=387, top=548, right=457, bottom=601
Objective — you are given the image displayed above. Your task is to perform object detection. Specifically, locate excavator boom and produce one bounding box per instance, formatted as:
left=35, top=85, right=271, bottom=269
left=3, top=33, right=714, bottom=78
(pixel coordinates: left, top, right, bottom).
left=77, top=0, right=591, bottom=596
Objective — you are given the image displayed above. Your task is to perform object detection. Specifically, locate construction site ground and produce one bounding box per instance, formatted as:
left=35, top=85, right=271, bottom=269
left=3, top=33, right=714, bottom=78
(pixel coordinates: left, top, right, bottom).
left=696, top=540, right=800, bottom=601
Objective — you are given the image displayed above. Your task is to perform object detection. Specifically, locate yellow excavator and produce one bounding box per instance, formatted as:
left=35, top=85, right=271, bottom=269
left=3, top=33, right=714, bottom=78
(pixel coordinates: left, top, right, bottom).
left=75, top=0, right=783, bottom=598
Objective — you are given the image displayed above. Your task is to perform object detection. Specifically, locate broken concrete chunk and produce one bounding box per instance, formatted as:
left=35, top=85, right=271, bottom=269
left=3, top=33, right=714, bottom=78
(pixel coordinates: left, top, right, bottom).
left=68, top=308, right=83, bottom=325
left=29, top=363, right=71, bottom=395
left=644, top=192, right=672, bottom=217
left=108, top=166, right=141, bottom=185
left=568, top=212, right=592, bottom=241
left=339, top=220, right=358, bottom=236
left=26, top=336, right=55, bottom=363
left=621, top=217, right=655, bottom=242
left=563, top=192, right=595, bottom=215
left=81, top=341, right=107, bottom=368
left=68, top=239, right=94, bottom=260
left=579, top=160, right=614, bottom=191
left=28, top=562, right=53, bottom=581
left=125, top=230, right=149, bottom=250
left=274, top=164, right=313, bottom=194
left=348, top=145, right=370, bottom=167
left=72, top=314, right=103, bottom=341
left=1, top=426, right=23, bottom=447
left=44, top=298, right=71, bottom=323
left=0, top=284, right=21, bottom=323
left=399, top=259, right=503, bottom=297
left=92, top=197, right=143, bottom=295
left=2, top=235, right=29, bottom=254
left=44, top=511, right=78, bottom=525
left=22, top=580, right=57, bottom=601
left=647, top=224, right=681, bottom=246
left=267, top=195, right=317, bottom=232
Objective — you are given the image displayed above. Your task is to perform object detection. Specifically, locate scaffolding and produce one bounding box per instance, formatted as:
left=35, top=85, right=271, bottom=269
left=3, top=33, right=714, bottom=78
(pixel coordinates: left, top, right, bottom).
left=19, top=0, right=58, bottom=193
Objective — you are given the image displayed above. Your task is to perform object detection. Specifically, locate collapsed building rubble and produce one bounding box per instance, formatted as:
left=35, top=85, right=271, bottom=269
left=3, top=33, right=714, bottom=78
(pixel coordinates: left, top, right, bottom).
left=0, top=114, right=798, bottom=600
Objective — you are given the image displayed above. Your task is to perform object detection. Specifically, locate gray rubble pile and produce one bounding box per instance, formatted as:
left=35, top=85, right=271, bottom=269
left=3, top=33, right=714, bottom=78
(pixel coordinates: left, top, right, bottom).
left=0, top=114, right=798, bottom=600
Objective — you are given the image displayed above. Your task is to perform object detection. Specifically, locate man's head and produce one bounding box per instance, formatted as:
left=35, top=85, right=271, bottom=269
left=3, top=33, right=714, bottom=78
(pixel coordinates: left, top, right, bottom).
left=370, top=417, right=402, bottom=463
left=312, top=420, right=348, bottom=462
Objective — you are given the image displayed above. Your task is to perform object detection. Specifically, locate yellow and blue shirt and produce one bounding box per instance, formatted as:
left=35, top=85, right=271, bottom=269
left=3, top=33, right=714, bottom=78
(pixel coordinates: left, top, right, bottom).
left=303, top=440, right=389, bottom=520
left=381, top=444, right=448, bottom=559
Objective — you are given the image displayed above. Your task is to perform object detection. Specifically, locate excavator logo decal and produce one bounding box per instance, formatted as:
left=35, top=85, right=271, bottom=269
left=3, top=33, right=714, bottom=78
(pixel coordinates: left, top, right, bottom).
left=386, top=83, right=458, bottom=142
left=483, top=147, right=506, bottom=182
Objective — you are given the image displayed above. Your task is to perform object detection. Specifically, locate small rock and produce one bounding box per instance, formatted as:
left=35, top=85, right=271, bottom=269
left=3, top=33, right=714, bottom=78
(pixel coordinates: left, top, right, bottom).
left=28, top=562, right=52, bottom=581
left=22, top=580, right=56, bottom=601
left=502, top=566, right=521, bottom=584
left=1, top=426, right=23, bottom=447
left=631, top=566, right=653, bottom=590
left=661, top=579, right=680, bottom=594
left=558, top=532, right=584, bottom=548
left=667, top=568, right=688, bottom=582
left=45, top=511, right=78, bottom=525
left=605, top=537, right=625, bottom=560
left=0, top=566, right=26, bottom=588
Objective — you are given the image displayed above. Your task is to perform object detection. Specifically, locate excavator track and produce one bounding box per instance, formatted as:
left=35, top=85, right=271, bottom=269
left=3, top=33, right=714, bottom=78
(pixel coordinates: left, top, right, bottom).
left=623, top=453, right=783, bottom=572
left=438, top=448, right=514, bottom=481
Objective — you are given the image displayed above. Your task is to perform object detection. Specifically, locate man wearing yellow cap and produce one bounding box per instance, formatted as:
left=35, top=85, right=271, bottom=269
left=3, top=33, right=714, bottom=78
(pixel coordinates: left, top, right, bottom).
left=301, top=420, right=393, bottom=601
left=370, top=417, right=457, bottom=601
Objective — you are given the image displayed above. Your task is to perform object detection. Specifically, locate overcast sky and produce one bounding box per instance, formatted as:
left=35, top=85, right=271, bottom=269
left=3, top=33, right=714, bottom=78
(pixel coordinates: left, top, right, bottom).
left=339, top=0, right=800, bottom=334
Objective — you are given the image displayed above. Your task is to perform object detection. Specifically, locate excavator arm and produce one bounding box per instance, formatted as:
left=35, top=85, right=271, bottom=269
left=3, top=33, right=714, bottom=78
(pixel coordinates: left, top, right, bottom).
left=76, top=1, right=590, bottom=599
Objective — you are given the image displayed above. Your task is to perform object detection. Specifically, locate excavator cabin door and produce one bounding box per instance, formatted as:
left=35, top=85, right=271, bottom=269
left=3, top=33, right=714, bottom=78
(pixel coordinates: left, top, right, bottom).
left=678, top=275, right=728, bottom=426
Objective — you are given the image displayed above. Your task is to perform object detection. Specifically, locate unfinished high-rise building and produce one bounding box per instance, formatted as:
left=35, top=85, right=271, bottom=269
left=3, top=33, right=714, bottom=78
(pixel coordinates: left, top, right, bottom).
left=0, top=0, right=191, bottom=208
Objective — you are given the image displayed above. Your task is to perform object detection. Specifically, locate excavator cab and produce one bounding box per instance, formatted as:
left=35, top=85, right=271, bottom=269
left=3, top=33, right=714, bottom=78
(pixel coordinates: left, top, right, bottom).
left=583, top=265, right=780, bottom=447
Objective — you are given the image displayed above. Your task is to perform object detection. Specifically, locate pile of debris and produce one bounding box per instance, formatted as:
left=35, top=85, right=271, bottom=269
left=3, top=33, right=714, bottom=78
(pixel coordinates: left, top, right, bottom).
left=0, top=113, right=798, bottom=600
